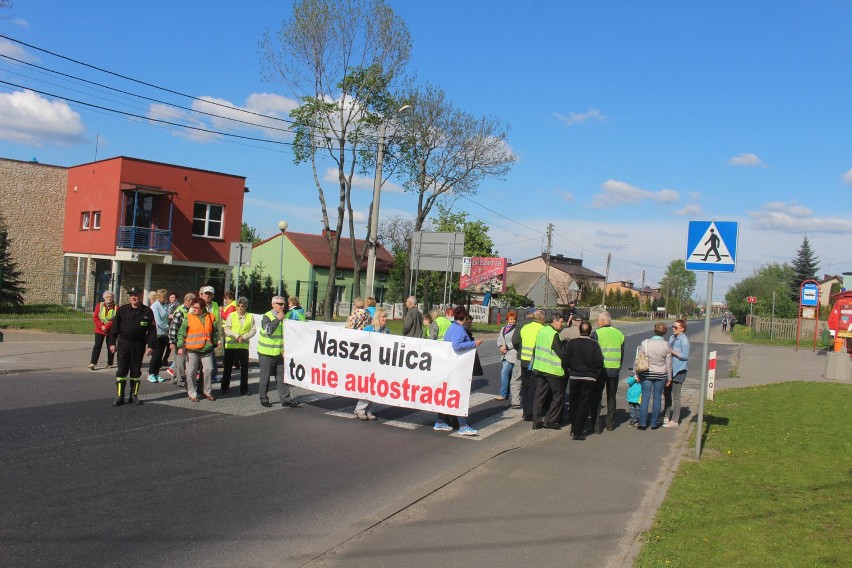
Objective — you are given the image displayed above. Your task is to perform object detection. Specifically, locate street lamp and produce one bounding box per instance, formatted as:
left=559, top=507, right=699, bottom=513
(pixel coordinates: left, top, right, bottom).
left=365, top=104, right=412, bottom=298
left=278, top=220, right=288, bottom=297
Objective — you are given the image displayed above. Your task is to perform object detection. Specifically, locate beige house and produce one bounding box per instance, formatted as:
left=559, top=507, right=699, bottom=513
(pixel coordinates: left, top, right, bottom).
left=507, top=254, right=605, bottom=306
left=0, top=158, right=68, bottom=304
left=819, top=274, right=842, bottom=307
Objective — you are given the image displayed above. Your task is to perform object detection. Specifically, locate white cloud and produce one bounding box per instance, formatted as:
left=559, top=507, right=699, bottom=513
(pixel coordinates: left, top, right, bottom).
left=321, top=168, right=404, bottom=194
left=674, top=204, right=703, bottom=216
left=749, top=201, right=852, bottom=234
left=590, top=179, right=680, bottom=208
left=842, top=169, right=852, bottom=186
left=12, top=18, right=29, bottom=27
left=0, top=90, right=85, bottom=145
left=0, top=37, right=36, bottom=62
left=554, top=108, right=607, bottom=126
left=728, top=152, right=766, bottom=167
left=555, top=190, right=575, bottom=203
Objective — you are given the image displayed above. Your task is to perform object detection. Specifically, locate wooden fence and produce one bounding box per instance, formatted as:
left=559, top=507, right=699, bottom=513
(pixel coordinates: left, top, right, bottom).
left=749, top=315, right=828, bottom=340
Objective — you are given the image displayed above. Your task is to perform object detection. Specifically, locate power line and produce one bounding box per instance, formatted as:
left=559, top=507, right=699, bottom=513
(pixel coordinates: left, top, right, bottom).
left=0, top=79, right=294, bottom=146
left=0, top=33, right=296, bottom=126
left=0, top=53, right=297, bottom=135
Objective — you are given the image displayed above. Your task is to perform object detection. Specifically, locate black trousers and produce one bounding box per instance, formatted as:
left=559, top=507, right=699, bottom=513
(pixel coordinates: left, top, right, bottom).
left=532, top=372, right=566, bottom=426
left=222, top=348, right=249, bottom=394
left=115, top=340, right=145, bottom=379
left=147, top=336, right=169, bottom=375
left=91, top=333, right=113, bottom=366
left=520, top=364, right=537, bottom=420
left=568, top=378, right=597, bottom=435
left=591, top=369, right=621, bottom=431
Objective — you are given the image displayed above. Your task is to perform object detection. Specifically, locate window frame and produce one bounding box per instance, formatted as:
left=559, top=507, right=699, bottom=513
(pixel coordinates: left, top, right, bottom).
left=81, top=211, right=90, bottom=230
left=192, top=202, right=224, bottom=239
left=92, top=211, right=101, bottom=230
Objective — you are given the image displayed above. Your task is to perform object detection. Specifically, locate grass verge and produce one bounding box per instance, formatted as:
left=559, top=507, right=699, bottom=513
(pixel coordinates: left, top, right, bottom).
left=635, top=382, right=851, bottom=567
left=0, top=304, right=91, bottom=334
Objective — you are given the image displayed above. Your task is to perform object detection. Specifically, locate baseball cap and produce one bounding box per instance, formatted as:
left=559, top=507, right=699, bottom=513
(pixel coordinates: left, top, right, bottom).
left=128, top=286, right=143, bottom=295
left=201, top=286, right=215, bottom=294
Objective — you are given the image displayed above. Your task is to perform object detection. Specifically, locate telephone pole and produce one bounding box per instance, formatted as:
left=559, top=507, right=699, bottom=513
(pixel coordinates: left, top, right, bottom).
left=603, top=252, right=612, bottom=310
left=543, top=223, right=553, bottom=306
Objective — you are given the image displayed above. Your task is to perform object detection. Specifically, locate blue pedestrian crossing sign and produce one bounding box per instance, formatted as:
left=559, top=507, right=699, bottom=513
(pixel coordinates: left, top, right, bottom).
left=685, top=221, right=738, bottom=272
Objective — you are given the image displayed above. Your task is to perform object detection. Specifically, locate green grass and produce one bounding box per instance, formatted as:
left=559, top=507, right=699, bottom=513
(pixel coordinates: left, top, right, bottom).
left=731, top=326, right=801, bottom=347
left=635, top=382, right=851, bottom=567
left=0, top=304, right=91, bottom=334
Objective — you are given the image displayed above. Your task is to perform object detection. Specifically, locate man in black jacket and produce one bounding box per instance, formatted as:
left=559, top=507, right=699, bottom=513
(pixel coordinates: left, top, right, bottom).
left=563, top=321, right=604, bottom=440
left=108, top=287, right=156, bottom=406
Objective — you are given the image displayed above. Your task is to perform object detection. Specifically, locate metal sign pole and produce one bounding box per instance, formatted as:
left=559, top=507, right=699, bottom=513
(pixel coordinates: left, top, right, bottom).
left=696, top=271, right=714, bottom=461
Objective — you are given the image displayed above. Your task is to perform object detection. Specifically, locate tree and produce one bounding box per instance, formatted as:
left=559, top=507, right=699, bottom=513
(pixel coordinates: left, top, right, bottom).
left=240, top=222, right=262, bottom=245
left=493, top=284, right=534, bottom=308
left=0, top=216, right=26, bottom=310
left=260, top=0, right=411, bottom=319
left=397, top=83, right=515, bottom=296
left=725, top=262, right=797, bottom=322
left=659, top=259, right=696, bottom=317
left=432, top=202, right=495, bottom=258
left=790, top=236, right=819, bottom=300
left=378, top=214, right=416, bottom=302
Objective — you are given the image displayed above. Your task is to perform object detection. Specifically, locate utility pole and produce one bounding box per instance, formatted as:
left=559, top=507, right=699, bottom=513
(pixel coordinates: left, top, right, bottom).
left=603, top=252, right=612, bottom=310
left=543, top=223, right=553, bottom=306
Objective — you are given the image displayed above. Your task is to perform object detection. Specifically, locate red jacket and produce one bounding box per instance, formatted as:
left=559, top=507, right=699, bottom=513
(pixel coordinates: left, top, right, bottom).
left=93, top=302, right=117, bottom=336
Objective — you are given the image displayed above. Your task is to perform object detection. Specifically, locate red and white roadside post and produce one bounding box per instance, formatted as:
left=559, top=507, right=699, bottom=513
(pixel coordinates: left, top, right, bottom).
left=707, top=351, right=717, bottom=401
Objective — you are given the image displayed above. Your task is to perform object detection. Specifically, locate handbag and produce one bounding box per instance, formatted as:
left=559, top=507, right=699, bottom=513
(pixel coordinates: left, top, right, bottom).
left=634, top=341, right=650, bottom=373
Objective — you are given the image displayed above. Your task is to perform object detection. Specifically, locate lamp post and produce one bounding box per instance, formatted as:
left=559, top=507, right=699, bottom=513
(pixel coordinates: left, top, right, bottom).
left=366, top=104, right=411, bottom=298
left=278, top=220, right=288, bottom=297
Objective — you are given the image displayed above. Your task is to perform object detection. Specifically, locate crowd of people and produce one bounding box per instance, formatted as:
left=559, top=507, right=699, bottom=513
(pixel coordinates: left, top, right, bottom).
left=91, top=287, right=690, bottom=439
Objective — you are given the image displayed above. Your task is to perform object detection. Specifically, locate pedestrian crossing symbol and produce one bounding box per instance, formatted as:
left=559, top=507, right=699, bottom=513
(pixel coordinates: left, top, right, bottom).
left=685, top=221, right=738, bottom=272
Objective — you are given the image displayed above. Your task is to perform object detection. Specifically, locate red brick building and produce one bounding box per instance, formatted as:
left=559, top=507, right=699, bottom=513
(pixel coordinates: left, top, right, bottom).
left=62, top=156, right=247, bottom=305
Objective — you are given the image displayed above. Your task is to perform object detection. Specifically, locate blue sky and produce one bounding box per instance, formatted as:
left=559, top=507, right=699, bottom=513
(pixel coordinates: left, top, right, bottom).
left=1, top=1, right=851, bottom=302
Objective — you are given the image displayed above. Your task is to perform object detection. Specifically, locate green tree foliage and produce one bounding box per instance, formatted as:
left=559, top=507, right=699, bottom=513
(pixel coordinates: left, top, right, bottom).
left=0, top=220, right=25, bottom=310
left=240, top=222, right=262, bottom=245
left=494, top=284, right=534, bottom=308
left=397, top=83, right=515, bottom=295
left=790, top=236, right=820, bottom=300
left=659, top=259, right=697, bottom=316
left=725, top=262, right=798, bottom=321
left=432, top=203, right=495, bottom=258
left=260, top=0, right=411, bottom=319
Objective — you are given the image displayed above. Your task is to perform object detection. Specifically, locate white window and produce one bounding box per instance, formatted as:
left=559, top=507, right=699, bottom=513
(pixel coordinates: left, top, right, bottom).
left=192, top=202, right=224, bottom=238
left=81, top=212, right=90, bottom=230
left=92, top=211, right=101, bottom=230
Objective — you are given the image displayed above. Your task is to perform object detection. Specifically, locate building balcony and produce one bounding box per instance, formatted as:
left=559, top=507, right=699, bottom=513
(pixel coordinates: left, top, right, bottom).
left=116, top=226, right=172, bottom=252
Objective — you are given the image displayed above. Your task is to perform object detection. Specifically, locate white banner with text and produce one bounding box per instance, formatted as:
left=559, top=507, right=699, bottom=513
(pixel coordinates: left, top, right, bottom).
left=283, top=320, right=475, bottom=416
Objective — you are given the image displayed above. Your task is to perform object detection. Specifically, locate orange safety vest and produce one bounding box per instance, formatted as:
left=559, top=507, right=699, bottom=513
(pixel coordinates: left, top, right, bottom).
left=185, top=312, right=213, bottom=351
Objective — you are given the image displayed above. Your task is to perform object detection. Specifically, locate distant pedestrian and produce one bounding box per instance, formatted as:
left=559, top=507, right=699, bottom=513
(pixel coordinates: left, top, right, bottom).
left=147, top=289, right=170, bottom=383
left=434, top=307, right=454, bottom=340
left=402, top=296, right=423, bottom=338
left=531, top=313, right=566, bottom=430
left=345, top=298, right=370, bottom=330
left=107, top=287, right=156, bottom=406
left=422, top=313, right=434, bottom=339
left=721, top=317, right=728, bottom=333
left=495, top=311, right=518, bottom=403
left=663, top=319, right=690, bottom=427
left=354, top=309, right=390, bottom=420
left=89, top=290, right=116, bottom=370
left=728, top=315, right=736, bottom=334
left=636, top=322, right=672, bottom=430
left=564, top=321, right=604, bottom=440
left=221, top=296, right=256, bottom=396
left=176, top=297, right=220, bottom=402
left=427, top=309, right=441, bottom=340
left=287, top=296, right=307, bottom=321
left=434, top=306, right=481, bottom=436
left=624, top=374, right=641, bottom=427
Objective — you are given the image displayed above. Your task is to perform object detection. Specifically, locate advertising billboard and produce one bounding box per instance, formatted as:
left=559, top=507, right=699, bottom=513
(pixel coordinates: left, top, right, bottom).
left=459, top=257, right=507, bottom=293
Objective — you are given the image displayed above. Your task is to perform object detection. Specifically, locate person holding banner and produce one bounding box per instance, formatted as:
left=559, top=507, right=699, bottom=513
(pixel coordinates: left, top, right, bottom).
left=434, top=306, right=481, bottom=436
left=257, top=296, right=301, bottom=409
left=354, top=309, right=390, bottom=420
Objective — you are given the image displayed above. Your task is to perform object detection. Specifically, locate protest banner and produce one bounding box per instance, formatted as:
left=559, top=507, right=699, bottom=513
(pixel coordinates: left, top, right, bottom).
left=283, top=320, right=475, bottom=416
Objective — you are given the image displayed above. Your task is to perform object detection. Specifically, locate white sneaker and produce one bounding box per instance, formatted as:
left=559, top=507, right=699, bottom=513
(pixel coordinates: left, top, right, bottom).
left=664, top=420, right=679, bottom=428
left=663, top=417, right=670, bottom=425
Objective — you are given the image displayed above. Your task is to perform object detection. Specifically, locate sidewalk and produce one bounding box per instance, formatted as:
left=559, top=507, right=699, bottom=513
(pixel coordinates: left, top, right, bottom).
left=289, top=324, right=845, bottom=568
left=0, top=331, right=92, bottom=374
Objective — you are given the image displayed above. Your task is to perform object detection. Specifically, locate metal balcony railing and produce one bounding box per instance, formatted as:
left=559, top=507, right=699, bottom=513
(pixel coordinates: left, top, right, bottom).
left=116, top=226, right=172, bottom=252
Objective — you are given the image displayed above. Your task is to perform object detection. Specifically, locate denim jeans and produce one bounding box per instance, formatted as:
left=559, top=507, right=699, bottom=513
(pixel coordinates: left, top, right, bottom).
left=628, top=402, right=640, bottom=423
left=499, top=360, right=514, bottom=398
left=639, top=378, right=666, bottom=428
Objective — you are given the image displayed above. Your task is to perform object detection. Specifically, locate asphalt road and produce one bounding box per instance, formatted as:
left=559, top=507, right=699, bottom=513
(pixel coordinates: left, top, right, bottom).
left=0, top=320, right=725, bottom=567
